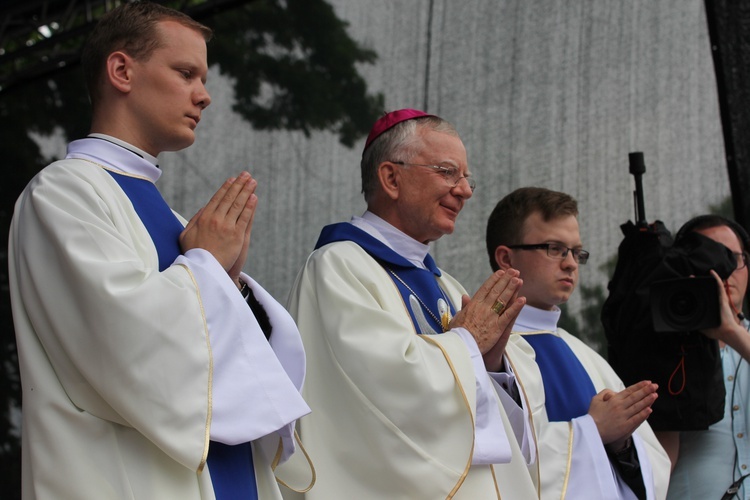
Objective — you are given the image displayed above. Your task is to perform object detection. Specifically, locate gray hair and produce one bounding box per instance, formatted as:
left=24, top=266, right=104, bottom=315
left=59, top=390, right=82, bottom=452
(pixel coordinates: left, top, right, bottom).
left=360, top=116, right=459, bottom=202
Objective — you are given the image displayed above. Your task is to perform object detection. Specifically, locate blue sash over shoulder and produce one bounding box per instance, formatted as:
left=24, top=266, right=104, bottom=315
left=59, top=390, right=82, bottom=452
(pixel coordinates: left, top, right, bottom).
left=316, top=223, right=456, bottom=335
left=107, top=170, right=258, bottom=500
left=522, top=333, right=597, bottom=421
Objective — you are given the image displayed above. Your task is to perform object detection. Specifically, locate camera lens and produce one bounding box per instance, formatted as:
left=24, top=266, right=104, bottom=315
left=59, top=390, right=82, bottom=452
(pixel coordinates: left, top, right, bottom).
left=663, top=289, right=703, bottom=330
left=669, top=291, right=698, bottom=318
left=650, top=276, right=720, bottom=332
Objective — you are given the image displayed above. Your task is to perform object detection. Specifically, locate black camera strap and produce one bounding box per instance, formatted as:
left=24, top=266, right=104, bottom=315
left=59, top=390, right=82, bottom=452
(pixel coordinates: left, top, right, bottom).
left=722, top=473, right=750, bottom=500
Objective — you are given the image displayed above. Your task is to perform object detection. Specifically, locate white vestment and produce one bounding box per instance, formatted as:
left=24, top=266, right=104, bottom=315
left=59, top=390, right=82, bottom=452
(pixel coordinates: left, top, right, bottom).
left=8, top=137, right=310, bottom=499
left=286, top=223, right=538, bottom=500
left=507, top=306, right=671, bottom=500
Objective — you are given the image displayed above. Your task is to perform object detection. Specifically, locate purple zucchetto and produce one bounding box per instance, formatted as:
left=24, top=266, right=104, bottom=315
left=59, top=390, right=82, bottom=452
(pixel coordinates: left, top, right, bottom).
left=362, top=109, right=436, bottom=155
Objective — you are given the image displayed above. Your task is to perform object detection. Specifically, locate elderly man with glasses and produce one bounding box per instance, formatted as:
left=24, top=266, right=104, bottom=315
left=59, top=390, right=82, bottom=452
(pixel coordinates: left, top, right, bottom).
left=286, top=109, right=538, bottom=499
left=485, top=187, right=670, bottom=500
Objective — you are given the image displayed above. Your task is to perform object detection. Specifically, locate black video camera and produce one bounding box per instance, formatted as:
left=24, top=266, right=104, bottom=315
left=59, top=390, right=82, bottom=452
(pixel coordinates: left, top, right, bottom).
left=648, top=230, right=735, bottom=333
left=603, top=152, right=741, bottom=431
left=650, top=276, right=720, bottom=332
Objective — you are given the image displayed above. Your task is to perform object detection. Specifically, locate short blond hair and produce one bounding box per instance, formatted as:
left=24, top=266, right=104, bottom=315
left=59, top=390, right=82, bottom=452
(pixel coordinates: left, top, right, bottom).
left=81, top=1, right=212, bottom=108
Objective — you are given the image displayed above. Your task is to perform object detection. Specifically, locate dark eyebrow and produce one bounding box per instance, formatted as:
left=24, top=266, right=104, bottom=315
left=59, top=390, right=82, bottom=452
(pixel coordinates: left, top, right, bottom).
left=547, top=240, right=583, bottom=249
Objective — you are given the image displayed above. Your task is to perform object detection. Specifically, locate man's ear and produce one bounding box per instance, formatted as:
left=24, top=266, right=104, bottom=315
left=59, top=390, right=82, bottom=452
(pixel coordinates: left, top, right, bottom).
left=106, top=51, right=134, bottom=94
left=494, top=245, right=513, bottom=271
left=377, top=161, right=401, bottom=201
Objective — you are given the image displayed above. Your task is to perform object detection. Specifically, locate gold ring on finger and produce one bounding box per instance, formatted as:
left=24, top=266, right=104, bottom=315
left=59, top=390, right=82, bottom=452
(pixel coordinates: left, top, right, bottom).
left=491, top=299, right=505, bottom=315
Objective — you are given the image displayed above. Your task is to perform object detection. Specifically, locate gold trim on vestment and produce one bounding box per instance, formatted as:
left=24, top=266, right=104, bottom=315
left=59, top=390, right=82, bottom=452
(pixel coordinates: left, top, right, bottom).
left=504, top=353, right=542, bottom=500
left=179, top=264, right=213, bottom=473
left=79, top=158, right=157, bottom=182
left=515, top=329, right=558, bottom=336
left=420, top=334, right=481, bottom=499
left=271, top=437, right=283, bottom=471
left=78, top=157, right=213, bottom=473
left=273, top=430, right=316, bottom=493
left=561, top=422, right=574, bottom=500
left=489, top=464, right=501, bottom=498
left=380, top=265, right=484, bottom=498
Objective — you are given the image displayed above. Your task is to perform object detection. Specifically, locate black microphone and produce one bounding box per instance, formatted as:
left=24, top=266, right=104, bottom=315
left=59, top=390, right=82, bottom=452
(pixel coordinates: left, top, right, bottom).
left=628, top=152, right=647, bottom=227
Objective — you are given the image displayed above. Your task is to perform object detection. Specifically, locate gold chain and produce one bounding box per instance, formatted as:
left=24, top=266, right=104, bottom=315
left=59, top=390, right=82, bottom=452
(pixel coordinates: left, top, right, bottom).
left=387, top=268, right=452, bottom=332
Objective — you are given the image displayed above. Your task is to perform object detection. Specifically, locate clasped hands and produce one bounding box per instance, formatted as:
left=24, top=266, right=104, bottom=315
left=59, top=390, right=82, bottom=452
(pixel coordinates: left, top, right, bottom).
left=589, top=380, right=658, bottom=453
left=449, top=269, right=525, bottom=372
left=179, top=171, right=257, bottom=287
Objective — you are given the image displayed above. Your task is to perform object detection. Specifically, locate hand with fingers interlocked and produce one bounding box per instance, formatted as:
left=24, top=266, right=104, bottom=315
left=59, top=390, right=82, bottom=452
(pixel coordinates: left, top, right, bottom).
left=449, top=268, right=525, bottom=371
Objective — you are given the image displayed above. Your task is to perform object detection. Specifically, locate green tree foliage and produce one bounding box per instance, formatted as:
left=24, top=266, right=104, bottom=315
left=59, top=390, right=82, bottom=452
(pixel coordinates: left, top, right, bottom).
left=209, top=0, right=384, bottom=147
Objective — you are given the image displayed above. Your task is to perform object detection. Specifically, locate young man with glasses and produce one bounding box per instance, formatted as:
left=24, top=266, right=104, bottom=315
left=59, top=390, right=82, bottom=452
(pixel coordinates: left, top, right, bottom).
left=664, top=215, right=750, bottom=500
left=287, top=109, right=538, bottom=498
left=485, top=187, right=670, bottom=500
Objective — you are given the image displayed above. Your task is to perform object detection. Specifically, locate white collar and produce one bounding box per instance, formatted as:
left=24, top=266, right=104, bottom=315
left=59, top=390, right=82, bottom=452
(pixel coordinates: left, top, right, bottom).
left=349, top=211, right=431, bottom=269
left=513, top=305, right=561, bottom=333
left=66, top=134, right=161, bottom=182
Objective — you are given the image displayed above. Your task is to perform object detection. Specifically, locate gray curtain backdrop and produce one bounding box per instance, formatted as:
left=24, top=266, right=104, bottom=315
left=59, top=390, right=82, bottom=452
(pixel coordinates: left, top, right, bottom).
left=40, top=0, right=729, bottom=316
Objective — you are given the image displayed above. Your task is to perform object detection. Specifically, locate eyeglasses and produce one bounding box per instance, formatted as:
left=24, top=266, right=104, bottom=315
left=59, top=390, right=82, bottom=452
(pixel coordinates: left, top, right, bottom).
left=390, top=161, right=476, bottom=192
left=508, top=243, right=590, bottom=265
left=733, top=252, right=748, bottom=270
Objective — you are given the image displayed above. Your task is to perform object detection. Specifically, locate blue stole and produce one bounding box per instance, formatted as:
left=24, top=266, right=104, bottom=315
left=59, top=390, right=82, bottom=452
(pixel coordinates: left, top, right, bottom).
left=521, top=333, right=597, bottom=421
left=107, top=170, right=258, bottom=500
left=315, top=223, right=455, bottom=334
left=106, top=171, right=184, bottom=272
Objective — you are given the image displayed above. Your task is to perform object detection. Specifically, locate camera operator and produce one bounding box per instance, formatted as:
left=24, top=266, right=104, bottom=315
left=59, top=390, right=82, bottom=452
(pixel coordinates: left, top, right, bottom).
left=664, top=215, right=750, bottom=500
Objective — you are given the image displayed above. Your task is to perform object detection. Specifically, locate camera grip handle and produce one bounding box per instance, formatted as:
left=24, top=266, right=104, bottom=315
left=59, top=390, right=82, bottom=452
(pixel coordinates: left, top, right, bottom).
left=629, top=152, right=647, bottom=227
